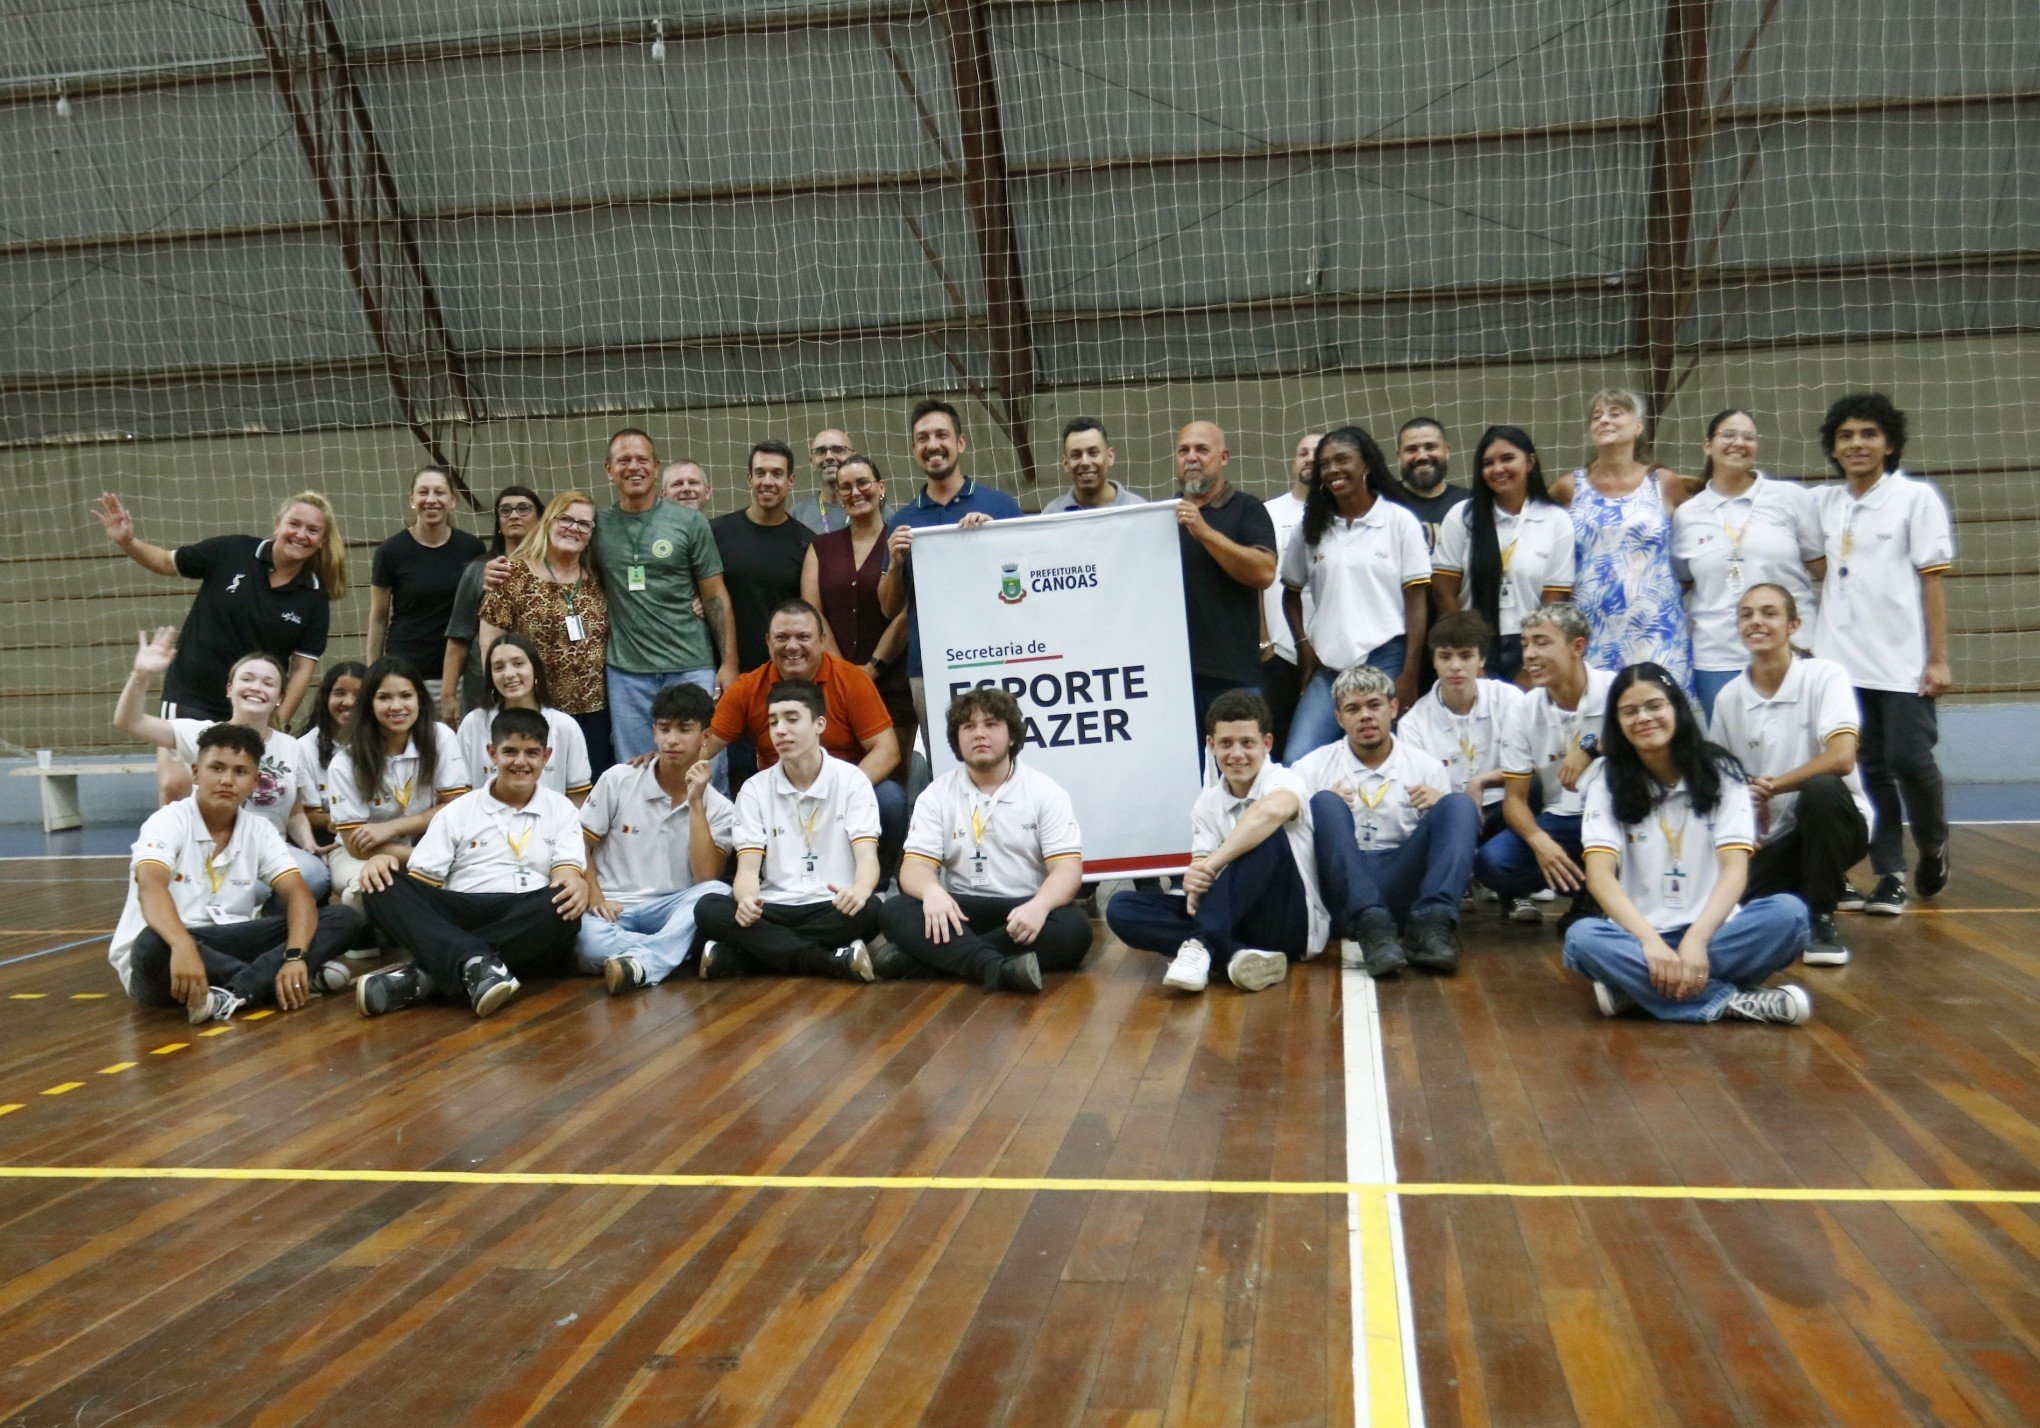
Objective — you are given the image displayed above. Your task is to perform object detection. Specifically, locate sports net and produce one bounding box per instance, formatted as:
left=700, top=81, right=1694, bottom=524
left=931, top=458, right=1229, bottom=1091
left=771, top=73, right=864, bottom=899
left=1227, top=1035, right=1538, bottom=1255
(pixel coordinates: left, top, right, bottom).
left=2, top=0, right=2034, bottom=752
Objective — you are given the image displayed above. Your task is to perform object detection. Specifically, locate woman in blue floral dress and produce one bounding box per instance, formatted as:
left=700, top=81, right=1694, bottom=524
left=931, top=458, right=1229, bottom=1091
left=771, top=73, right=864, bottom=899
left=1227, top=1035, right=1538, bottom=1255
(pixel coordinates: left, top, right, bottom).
left=1549, top=388, right=1697, bottom=692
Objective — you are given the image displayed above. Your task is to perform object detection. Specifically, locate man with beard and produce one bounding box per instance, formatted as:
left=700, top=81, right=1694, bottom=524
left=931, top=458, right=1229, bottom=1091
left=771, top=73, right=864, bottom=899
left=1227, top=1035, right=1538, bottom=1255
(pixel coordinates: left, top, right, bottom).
left=792, top=427, right=888, bottom=532
left=1396, top=417, right=1470, bottom=555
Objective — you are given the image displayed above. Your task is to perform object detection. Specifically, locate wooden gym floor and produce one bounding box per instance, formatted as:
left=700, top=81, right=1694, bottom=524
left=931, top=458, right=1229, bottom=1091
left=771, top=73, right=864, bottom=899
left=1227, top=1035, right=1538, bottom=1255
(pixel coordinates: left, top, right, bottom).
left=1, top=824, right=2037, bottom=1426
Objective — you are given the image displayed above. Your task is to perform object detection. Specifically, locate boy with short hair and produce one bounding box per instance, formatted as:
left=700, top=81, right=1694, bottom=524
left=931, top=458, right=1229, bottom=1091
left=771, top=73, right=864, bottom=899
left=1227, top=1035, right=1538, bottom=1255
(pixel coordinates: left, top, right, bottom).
left=1105, top=689, right=1326, bottom=993
left=876, top=687, right=1092, bottom=993
left=693, top=679, right=884, bottom=981
left=1396, top=609, right=1528, bottom=841
left=577, top=682, right=735, bottom=993
left=111, top=722, right=361, bottom=1024
left=356, top=707, right=591, bottom=1018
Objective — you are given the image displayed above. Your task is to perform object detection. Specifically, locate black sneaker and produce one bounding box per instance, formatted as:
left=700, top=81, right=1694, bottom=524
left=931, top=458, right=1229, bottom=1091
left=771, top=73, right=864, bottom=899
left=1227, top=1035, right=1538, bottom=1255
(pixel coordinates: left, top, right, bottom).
left=824, top=940, right=877, bottom=983
left=1554, top=892, right=1599, bottom=940
left=1344, top=909, right=1406, bottom=978
left=698, top=940, right=747, bottom=980
left=464, top=958, right=521, bottom=1018
left=990, top=951, right=1043, bottom=994
left=1402, top=916, right=1460, bottom=975
left=1914, top=844, right=1950, bottom=899
left=1835, top=883, right=1866, bottom=913
left=188, top=985, right=245, bottom=1026
left=1864, top=874, right=1908, bottom=916
left=869, top=942, right=921, bottom=981
left=603, top=955, right=644, bottom=995
left=1802, top=914, right=1850, bottom=967
left=355, top=964, right=431, bottom=1018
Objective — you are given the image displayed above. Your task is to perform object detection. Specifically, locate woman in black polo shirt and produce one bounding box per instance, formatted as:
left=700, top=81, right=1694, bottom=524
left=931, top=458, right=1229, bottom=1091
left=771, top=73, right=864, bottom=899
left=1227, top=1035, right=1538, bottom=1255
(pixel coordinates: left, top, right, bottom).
left=366, top=467, right=484, bottom=706
left=93, top=489, right=349, bottom=802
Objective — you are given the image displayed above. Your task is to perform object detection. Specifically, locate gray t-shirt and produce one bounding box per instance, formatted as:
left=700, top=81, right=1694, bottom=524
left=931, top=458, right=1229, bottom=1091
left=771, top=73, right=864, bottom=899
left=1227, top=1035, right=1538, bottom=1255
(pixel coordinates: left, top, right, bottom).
left=1041, top=484, right=1145, bottom=513
left=593, top=501, right=724, bottom=673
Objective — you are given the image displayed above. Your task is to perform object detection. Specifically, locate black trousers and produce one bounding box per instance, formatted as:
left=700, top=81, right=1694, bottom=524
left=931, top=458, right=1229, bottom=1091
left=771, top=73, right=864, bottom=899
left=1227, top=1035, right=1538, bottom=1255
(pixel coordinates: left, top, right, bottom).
left=1259, top=654, right=1301, bottom=754
left=877, top=891, right=1094, bottom=983
left=694, top=894, right=883, bottom=975
left=365, top=877, right=577, bottom=989
left=1855, top=688, right=1947, bottom=875
left=1745, top=773, right=1871, bottom=917
left=128, top=904, right=362, bottom=1008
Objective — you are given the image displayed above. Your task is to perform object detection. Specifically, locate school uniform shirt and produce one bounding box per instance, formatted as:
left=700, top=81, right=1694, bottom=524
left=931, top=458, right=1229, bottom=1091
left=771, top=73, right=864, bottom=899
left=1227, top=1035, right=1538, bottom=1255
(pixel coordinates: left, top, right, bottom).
left=407, top=780, right=586, bottom=895
left=1579, top=761, right=1759, bottom=933
left=1431, top=501, right=1576, bottom=637
left=169, top=721, right=312, bottom=835
left=1290, top=736, right=1451, bottom=853
left=1261, top=491, right=1309, bottom=664
left=1278, top=500, right=1431, bottom=669
left=1671, top=475, right=1823, bottom=671
left=1811, top=470, right=1955, bottom=693
left=902, top=761, right=1083, bottom=899
left=580, top=761, right=737, bottom=908
left=108, top=798, right=301, bottom=992
left=1497, top=667, right=1616, bottom=817
left=733, top=754, right=882, bottom=905
left=455, top=706, right=593, bottom=801
left=295, top=730, right=338, bottom=812
left=1189, top=760, right=1328, bottom=954
left=325, top=724, right=470, bottom=833
left=1707, top=657, right=1872, bottom=843
left=1396, top=679, right=1528, bottom=808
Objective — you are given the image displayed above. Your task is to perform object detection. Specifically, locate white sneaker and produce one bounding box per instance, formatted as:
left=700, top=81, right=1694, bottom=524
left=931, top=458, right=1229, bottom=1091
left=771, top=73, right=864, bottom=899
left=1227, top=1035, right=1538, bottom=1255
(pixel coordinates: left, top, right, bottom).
left=1592, top=982, right=1633, bottom=1018
left=1721, top=984, right=1813, bottom=1025
left=1338, top=937, right=1366, bottom=970
left=1227, top=949, right=1288, bottom=992
left=188, top=986, right=244, bottom=1026
left=1531, top=888, right=1556, bottom=904
left=1163, top=939, right=1211, bottom=992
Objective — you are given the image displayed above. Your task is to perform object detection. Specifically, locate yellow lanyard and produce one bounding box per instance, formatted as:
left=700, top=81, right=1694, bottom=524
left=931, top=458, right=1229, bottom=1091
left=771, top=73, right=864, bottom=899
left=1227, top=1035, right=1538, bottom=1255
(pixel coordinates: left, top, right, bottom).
left=504, top=821, right=533, bottom=863
left=1500, top=537, right=1519, bottom=573
left=202, top=851, right=226, bottom=897
left=1839, top=505, right=1860, bottom=562
left=1354, top=779, right=1394, bottom=813
left=392, top=776, right=414, bottom=813
left=969, top=802, right=990, bottom=849
left=1655, top=805, right=1689, bottom=868
left=1722, top=504, right=1752, bottom=556
left=798, top=801, right=825, bottom=853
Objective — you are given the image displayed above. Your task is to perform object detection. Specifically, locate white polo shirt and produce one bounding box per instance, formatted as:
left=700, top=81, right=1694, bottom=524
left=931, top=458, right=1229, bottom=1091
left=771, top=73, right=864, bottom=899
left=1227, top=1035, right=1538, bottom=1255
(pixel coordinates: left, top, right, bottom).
left=1707, top=657, right=1871, bottom=843
left=407, top=780, right=587, bottom=895
left=456, top=706, right=593, bottom=800
left=1812, top=471, right=1955, bottom=693
left=169, top=721, right=312, bottom=835
left=295, top=730, right=338, bottom=811
left=733, top=754, right=881, bottom=904
left=1397, top=679, right=1527, bottom=807
left=903, top=761, right=1083, bottom=899
left=108, top=798, right=301, bottom=991
left=1262, top=490, right=1309, bottom=663
left=1498, top=667, right=1616, bottom=817
left=1432, top=500, right=1575, bottom=636
left=1190, top=759, right=1328, bottom=955
left=580, top=761, right=736, bottom=907
left=1291, top=735, right=1451, bottom=852
left=326, top=724, right=470, bottom=832
left=1671, top=475, right=1823, bottom=671
left=1580, top=761, right=1759, bottom=932
left=1278, top=499, right=1431, bottom=668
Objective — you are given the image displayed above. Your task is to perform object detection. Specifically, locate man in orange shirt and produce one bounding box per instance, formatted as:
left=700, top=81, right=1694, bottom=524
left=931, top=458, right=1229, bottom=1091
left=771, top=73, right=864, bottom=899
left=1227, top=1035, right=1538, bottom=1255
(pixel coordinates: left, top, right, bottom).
left=704, top=599, right=907, bottom=875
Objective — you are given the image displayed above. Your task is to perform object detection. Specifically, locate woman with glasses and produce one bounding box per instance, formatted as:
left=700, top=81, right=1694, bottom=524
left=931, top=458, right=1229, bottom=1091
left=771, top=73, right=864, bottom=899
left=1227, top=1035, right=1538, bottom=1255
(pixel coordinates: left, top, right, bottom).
left=441, top=485, right=543, bottom=724
left=478, top=490, right=614, bottom=773
left=801, top=454, right=916, bottom=764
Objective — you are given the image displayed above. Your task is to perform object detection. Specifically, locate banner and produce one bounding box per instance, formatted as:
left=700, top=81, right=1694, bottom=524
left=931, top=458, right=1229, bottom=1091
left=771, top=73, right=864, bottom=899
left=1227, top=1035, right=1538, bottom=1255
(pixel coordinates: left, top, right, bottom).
left=910, top=502, right=1200, bottom=878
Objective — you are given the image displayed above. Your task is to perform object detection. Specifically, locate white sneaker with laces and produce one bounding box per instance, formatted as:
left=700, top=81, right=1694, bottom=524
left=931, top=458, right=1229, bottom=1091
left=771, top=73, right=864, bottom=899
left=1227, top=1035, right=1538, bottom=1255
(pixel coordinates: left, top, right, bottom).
left=1163, top=939, right=1211, bottom=992
left=1721, top=984, right=1813, bottom=1025
left=189, top=986, right=244, bottom=1026
left=1227, top=949, right=1288, bottom=992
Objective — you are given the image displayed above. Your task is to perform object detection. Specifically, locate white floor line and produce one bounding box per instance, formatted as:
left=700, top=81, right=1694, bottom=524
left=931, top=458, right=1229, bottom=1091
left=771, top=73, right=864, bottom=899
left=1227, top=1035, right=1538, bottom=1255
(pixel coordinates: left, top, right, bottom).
left=1343, top=968, right=1423, bottom=1428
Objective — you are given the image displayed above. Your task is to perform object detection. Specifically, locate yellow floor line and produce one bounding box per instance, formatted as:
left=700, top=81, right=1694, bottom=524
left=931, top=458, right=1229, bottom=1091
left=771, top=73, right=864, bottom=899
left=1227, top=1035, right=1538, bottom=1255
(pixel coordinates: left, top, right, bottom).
left=0, top=1165, right=2032, bottom=1204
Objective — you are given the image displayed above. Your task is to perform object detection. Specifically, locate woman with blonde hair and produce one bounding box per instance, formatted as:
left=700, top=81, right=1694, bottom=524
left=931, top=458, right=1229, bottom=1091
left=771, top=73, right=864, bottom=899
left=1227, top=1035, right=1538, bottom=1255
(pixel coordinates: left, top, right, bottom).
left=92, top=488, right=349, bottom=802
left=478, top=489, right=614, bottom=772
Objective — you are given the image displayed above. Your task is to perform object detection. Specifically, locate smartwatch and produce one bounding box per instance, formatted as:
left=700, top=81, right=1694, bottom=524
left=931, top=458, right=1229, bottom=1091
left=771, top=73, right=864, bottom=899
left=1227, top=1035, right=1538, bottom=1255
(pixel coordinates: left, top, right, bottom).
left=283, top=947, right=306, bottom=964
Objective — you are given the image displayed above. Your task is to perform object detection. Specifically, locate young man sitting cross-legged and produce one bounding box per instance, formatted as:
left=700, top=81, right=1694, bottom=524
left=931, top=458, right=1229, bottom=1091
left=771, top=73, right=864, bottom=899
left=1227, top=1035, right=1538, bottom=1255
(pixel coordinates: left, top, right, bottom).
left=577, top=682, right=735, bottom=993
left=694, top=678, right=884, bottom=982
left=111, top=722, right=362, bottom=1025
left=356, top=707, right=591, bottom=1018
left=1292, top=665, right=1480, bottom=977
left=1105, top=689, right=1327, bottom=993
left=874, top=686, right=1092, bottom=993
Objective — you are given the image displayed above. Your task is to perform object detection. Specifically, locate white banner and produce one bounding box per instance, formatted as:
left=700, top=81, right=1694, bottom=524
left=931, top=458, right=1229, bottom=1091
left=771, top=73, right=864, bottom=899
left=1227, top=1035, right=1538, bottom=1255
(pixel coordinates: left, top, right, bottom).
left=911, top=502, right=1201, bottom=878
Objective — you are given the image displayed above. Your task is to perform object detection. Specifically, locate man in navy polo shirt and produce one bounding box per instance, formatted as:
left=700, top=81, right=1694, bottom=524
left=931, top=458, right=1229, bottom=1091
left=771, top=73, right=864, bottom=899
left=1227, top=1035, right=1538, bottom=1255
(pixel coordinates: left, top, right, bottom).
left=878, top=398, right=1024, bottom=739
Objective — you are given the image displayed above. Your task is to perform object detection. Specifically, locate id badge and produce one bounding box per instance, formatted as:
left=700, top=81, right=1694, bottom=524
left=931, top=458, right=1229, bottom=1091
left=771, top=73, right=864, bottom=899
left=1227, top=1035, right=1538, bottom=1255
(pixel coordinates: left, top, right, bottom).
left=1499, top=580, right=1518, bottom=609
left=1723, top=558, right=1746, bottom=595
left=1359, top=819, right=1378, bottom=848
left=1661, top=869, right=1688, bottom=909
left=205, top=904, right=237, bottom=924
left=966, top=850, right=990, bottom=886
left=565, top=613, right=586, bottom=642
left=627, top=563, right=648, bottom=592
left=800, top=853, right=821, bottom=884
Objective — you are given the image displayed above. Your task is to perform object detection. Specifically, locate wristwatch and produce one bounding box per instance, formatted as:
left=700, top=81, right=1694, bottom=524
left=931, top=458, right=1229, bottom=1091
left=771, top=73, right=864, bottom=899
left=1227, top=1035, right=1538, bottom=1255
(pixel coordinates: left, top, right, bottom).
left=283, top=947, right=306, bottom=963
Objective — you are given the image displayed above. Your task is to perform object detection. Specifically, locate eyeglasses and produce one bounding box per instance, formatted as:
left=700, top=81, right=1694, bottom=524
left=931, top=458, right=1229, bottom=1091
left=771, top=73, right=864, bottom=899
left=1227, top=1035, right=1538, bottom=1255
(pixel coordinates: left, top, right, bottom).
left=496, top=501, right=537, bottom=517
left=553, top=516, right=594, bottom=532
left=1616, top=696, right=1678, bottom=723
left=812, top=444, right=852, bottom=457
left=837, top=478, right=881, bottom=495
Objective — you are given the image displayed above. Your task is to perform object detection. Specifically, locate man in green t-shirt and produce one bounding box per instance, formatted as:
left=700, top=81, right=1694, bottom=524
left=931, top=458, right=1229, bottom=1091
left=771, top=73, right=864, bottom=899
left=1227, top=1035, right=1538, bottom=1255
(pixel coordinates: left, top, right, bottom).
left=596, top=428, right=739, bottom=760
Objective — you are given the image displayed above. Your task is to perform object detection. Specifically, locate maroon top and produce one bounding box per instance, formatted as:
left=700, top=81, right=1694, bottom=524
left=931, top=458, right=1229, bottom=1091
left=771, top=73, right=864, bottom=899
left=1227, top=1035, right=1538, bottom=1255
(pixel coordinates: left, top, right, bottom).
left=812, top=526, right=909, bottom=706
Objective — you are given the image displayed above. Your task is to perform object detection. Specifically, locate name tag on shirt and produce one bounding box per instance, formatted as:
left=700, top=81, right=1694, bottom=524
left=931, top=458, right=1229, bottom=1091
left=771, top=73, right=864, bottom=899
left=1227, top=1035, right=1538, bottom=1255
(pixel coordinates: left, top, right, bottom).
left=627, top=564, right=648, bottom=592
left=1723, top=558, right=1746, bottom=594
left=205, top=904, right=238, bottom=924
left=1662, top=869, right=1689, bottom=910
left=565, top=613, right=586, bottom=642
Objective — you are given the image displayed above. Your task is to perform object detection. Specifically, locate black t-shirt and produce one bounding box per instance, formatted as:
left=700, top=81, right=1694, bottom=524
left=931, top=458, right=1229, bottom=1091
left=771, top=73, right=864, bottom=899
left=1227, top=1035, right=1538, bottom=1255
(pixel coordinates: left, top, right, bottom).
left=165, top=535, right=331, bottom=716
left=1180, top=485, right=1278, bottom=687
left=1401, top=484, right=1471, bottom=554
left=372, top=527, right=486, bottom=678
left=711, top=510, right=816, bottom=671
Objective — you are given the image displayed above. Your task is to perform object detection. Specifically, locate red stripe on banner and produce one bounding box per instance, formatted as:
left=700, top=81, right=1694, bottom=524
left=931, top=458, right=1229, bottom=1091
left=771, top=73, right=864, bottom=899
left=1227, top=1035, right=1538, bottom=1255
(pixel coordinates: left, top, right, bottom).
left=1085, top=853, right=1191, bottom=874
left=1003, top=654, right=1064, bottom=665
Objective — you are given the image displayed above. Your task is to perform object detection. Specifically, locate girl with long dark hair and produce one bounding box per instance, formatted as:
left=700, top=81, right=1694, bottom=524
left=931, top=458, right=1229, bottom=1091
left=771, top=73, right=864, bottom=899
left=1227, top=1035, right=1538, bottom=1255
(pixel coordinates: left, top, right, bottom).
left=325, top=657, right=470, bottom=914
left=296, top=659, right=367, bottom=843
left=456, top=632, right=593, bottom=803
left=1433, top=425, right=1575, bottom=682
left=1562, top=662, right=1812, bottom=1025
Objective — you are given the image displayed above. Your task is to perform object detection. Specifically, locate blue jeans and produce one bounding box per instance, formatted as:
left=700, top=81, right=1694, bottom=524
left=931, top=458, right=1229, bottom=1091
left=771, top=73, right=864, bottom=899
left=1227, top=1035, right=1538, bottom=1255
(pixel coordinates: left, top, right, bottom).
left=1283, top=636, right=1408, bottom=764
left=606, top=666, right=715, bottom=763
left=1692, top=668, right=1739, bottom=725
left=1486, top=634, right=1523, bottom=683
left=1563, top=894, right=1809, bottom=1022
left=1311, top=790, right=1478, bottom=929
left=1106, top=831, right=1310, bottom=960
left=574, top=882, right=729, bottom=984
left=874, top=777, right=909, bottom=879
left=1473, top=811, right=1582, bottom=897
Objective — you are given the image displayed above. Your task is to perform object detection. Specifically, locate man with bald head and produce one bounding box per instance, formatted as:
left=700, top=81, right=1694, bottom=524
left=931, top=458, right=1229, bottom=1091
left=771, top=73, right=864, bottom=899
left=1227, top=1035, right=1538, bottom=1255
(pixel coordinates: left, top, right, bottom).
left=1174, top=420, right=1279, bottom=733
left=662, top=461, right=710, bottom=510
left=791, top=427, right=886, bottom=533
